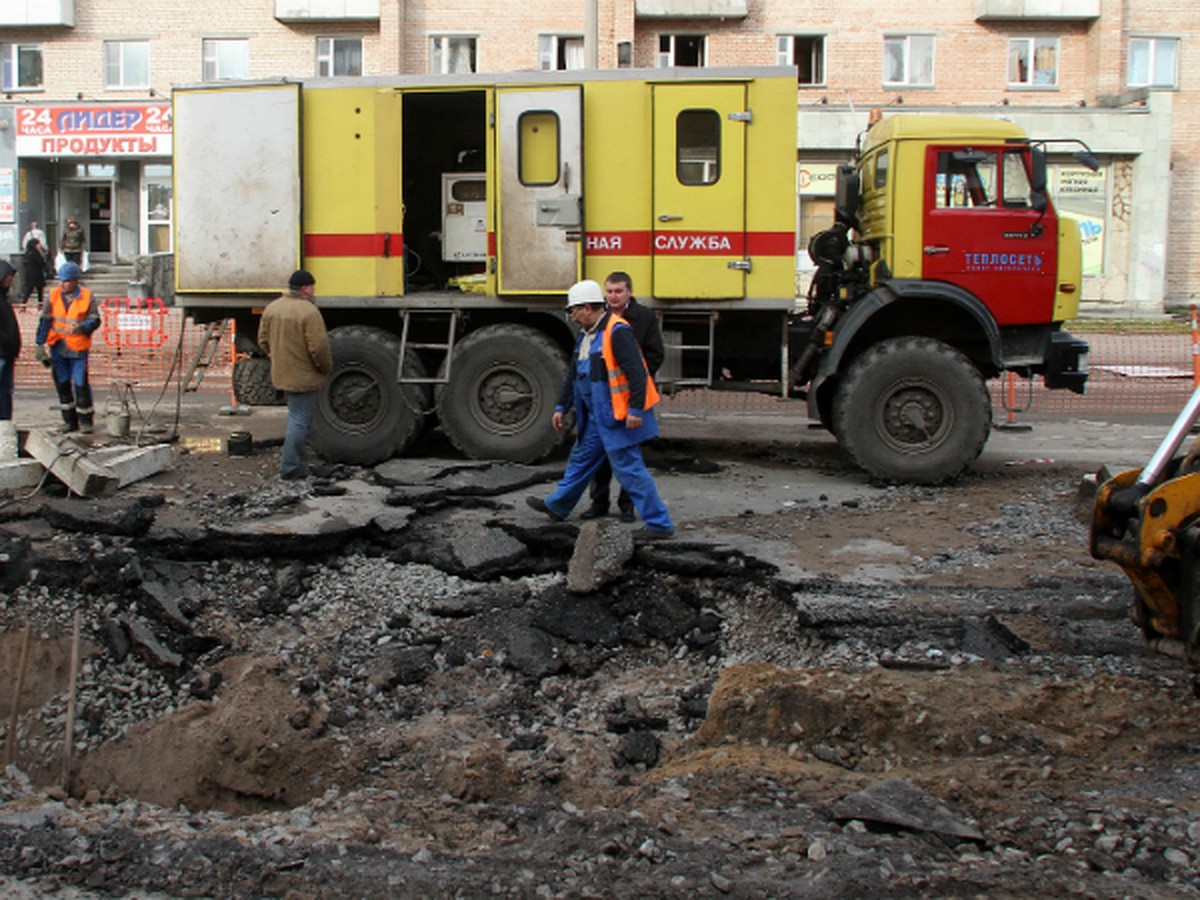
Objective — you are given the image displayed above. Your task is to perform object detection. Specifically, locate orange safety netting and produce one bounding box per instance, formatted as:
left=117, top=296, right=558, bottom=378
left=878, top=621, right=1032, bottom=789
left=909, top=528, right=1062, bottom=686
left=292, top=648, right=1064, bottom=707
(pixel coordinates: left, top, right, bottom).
left=7, top=305, right=1199, bottom=417
left=9, top=302, right=236, bottom=397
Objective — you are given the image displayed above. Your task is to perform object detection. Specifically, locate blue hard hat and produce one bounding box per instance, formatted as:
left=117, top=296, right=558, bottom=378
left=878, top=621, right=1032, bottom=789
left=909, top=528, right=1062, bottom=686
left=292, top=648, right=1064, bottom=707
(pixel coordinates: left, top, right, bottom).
left=57, top=261, right=82, bottom=281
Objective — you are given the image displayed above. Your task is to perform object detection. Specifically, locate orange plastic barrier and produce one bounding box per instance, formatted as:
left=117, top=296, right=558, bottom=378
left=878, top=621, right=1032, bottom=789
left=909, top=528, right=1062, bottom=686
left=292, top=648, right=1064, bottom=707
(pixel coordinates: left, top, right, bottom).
left=99, top=297, right=169, bottom=349
left=10, top=303, right=235, bottom=396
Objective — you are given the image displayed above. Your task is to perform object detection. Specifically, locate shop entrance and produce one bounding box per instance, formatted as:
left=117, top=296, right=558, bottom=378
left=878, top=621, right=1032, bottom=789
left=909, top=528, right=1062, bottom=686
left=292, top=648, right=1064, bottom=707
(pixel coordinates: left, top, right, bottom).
left=59, top=181, right=114, bottom=265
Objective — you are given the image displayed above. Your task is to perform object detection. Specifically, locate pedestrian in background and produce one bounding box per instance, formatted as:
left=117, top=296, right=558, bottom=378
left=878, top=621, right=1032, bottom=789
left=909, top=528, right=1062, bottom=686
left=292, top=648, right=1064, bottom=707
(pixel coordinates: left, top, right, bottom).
left=35, top=262, right=100, bottom=433
left=0, top=261, right=19, bottom=421
left=59, top=215, right=86, bottom=269
left=20, top=236, right=53, bottom=305
left=526, top=279, right=674, bottom=540
left=257, top=269, right=332, bottom=480
left=580, top=271, right=665, bottom=523
left=21, top=220, right=48, bottom=259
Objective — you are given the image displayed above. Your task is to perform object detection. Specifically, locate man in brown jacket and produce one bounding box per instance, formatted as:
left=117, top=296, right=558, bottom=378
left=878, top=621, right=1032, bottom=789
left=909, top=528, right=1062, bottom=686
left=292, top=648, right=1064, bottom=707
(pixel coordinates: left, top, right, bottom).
left=257, top=269, right=333, bottom=479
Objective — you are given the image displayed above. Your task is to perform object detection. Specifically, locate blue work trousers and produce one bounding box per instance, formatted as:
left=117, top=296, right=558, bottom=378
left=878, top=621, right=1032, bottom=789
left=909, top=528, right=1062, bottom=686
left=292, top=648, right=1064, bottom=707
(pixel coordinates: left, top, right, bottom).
left=281, top=390, right=318, bottom=475
left=544, top=402, right=672, bottom=532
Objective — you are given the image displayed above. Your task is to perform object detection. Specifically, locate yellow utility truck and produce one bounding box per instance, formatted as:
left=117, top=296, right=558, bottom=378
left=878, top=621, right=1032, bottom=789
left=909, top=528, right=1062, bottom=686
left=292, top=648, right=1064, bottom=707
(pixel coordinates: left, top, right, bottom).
left=172, top=67, right=1092, bottom=482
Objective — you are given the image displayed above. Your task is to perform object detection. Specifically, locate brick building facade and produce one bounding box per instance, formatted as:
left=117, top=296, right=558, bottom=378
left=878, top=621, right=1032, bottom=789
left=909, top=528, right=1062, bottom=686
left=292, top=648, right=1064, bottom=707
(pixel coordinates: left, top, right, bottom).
left=0, top=0, right=1194, bottom=314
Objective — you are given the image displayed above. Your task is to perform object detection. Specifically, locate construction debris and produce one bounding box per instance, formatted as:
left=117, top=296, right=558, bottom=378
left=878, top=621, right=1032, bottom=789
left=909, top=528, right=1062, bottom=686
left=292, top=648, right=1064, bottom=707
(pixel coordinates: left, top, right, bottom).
left=9, top=428, right=175, bottom=498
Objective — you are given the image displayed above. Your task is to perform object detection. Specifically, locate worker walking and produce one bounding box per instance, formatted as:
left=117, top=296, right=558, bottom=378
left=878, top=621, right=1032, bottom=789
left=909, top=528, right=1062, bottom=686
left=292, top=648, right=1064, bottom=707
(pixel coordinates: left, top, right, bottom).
left=35, top=262, right=100, bottom=433
left=257, top=269, right=332, bottom=479
left=527, top=279, right=674, bottom=539
left=581, top=271, right=665, bottom=522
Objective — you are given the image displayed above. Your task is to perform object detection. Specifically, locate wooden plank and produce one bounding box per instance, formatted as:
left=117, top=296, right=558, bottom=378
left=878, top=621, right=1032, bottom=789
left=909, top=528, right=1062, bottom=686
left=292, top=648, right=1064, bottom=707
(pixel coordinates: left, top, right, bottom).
left=23, top=429, right=119, bottom=498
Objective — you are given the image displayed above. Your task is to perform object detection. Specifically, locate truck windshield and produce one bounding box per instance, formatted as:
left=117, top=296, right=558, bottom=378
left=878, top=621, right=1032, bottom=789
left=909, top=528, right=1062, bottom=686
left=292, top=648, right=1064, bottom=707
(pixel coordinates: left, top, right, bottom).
left=934, top=148, right=1031, bottom=210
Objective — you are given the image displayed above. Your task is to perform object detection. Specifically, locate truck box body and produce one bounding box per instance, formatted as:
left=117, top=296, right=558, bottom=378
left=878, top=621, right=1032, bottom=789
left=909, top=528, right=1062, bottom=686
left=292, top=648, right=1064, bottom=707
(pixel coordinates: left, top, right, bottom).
left=173, top=68, right=799, bottom=312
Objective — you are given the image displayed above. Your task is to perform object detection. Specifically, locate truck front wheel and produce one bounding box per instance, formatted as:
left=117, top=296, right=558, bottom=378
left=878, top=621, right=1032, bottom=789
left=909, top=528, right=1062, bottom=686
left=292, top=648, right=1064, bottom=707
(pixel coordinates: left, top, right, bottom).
left=436, top=324, right=567, bottom=462
left=833, top=336, right=990, bottom=484
left=309, top=326, right=430, bottom=466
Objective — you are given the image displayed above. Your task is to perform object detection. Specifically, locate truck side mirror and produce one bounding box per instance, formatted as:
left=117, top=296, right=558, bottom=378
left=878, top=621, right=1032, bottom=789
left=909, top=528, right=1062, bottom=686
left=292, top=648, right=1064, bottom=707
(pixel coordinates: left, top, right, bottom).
left=1073, top=148, right=1101, bottom=172
left=1029, top=147, right=1048, bottom=192
left=834, top=164, right=860, bottom=230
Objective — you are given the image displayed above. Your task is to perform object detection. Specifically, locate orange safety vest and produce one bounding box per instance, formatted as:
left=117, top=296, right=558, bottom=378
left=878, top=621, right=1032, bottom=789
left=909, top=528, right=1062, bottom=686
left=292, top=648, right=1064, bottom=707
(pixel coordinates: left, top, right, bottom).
left=46, top=286, right=95, bottom=353
left=601, top=314, right=660, bottom=420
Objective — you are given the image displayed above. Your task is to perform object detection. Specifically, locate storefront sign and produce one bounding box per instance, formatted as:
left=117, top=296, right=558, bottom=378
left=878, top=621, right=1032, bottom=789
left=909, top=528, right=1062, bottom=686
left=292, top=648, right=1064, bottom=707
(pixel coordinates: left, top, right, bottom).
left=15, top=104, right=172, bottom=157
left=0, top=168, right=13, bottom=222
left=798, top=163, right=839, bottom=196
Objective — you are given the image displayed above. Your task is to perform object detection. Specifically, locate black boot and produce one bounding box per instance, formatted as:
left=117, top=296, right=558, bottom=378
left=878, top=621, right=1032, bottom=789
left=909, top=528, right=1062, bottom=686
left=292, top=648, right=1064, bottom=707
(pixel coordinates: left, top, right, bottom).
left=54, top=379, right=78, bottom=432
left=74, top=384, right=94, bottom=434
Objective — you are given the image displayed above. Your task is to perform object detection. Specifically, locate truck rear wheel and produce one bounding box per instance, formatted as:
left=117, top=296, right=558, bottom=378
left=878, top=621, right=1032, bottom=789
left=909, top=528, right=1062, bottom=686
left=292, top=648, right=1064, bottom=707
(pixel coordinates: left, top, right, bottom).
left=436, top=324, right=567, bottom=462
left=232, top=356, right=283, bottom=406
left=833, top=336, right=990, bottom=484
left=309, top=325, right=429, bottom=466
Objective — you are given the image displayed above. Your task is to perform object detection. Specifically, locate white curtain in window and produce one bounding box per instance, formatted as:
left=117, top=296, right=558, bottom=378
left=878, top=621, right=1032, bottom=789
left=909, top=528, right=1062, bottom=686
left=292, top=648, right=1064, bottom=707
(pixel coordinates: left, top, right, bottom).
left=563, top=38, right=585, bottom=70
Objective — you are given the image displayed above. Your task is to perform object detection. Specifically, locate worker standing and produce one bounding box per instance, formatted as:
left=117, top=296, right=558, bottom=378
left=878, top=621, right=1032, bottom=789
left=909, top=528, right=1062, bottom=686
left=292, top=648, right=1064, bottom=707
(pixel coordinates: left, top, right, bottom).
left=35, top=262, right=100, bottom=433
left=257, top=269, right=332, bottom=480
left=527, top=279, right=674, bottom=539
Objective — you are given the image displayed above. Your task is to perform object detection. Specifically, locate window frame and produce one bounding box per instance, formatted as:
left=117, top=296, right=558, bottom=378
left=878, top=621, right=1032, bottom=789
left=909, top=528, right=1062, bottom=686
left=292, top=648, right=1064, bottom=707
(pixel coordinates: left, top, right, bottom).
left=776, top=34, right=826, bottom=87
left=316, top=37, right=363, bottom=77
left=883, top=34, right=934, bottom=88
left=1128, top=36, right=1179, bottom=89
left=202, top=38, right=249, bottom=83
left=537, top=34, right=585, bottom=71
left=1, top=42, right=43, bottom=92
left=430, top=34, right=477, bottom=75
left=1007, top=36, right=1059, bottom=89
left=104, top=40, right=150, bottom=90
left=657, top=34, right=707, bottom=68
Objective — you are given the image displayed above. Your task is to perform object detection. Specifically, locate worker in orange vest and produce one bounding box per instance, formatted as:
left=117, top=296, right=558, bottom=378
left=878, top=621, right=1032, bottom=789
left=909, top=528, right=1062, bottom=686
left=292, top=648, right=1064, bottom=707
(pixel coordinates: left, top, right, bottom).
left=526, top=279, right=674, bottom=540
left=34, top=261, right=101, bottom=433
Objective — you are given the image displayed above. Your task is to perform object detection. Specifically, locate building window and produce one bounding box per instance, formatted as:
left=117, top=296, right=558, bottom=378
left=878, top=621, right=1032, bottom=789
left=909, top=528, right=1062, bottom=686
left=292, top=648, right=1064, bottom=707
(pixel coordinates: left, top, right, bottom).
left=143, top=163, right=172, bottom=254
left=883, top=34, right=933, bottom=87
left=1128, top=37, right=1178, bottom=88
left=1, top=43, right=42, bottom=91
left=1007, top=37, right=1058, bottom=87
left=316, top=37, right=362, bottom=77
left=777, top=35, right=825, bottom=86
left=658, top=34, right=706, bottom=67
left=431, top=35, right=476, bottom=74
left=538, top=35, right=584, bottom=71
left=104, top=41, right=150, bottom=89
left=202, top=39, right=249, bottom=82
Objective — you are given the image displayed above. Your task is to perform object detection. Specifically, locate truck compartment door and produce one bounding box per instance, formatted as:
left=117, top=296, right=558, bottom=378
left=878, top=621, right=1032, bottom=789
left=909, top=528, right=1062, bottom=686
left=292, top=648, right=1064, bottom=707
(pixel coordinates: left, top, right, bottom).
left=652, top=83, right=747, bottom=299
left=174, top=83, right=301, bottom=292
left=495, top=87, right=582, bottom=294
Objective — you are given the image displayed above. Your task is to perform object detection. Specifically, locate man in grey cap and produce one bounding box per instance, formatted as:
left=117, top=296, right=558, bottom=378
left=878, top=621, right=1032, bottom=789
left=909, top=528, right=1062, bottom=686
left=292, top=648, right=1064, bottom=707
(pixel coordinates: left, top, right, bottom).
left=257, top=269, right=333, bottom=479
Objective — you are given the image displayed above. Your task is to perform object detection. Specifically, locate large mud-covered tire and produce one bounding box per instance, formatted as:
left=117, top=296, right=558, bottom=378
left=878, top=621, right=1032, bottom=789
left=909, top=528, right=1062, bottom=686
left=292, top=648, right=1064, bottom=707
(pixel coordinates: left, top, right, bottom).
left=435, top=324, right=567, bottom=462
left=832, top=336, right=990, bottom=484
left=232, top=356, right=283, bottom=406
left=309, top=326, right=430, bottom=466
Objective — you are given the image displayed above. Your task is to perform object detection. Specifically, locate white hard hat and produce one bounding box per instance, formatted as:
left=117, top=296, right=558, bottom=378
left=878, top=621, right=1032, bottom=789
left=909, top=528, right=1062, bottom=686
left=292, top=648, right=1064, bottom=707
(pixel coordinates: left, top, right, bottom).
left=566, top=279, right=605, bottom=308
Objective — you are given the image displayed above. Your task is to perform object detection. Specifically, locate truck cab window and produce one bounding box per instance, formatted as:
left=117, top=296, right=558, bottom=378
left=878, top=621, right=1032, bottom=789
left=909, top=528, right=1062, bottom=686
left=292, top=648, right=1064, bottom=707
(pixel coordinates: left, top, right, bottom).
left=1001, top=150, right=1032, bottom=208
left=935, top=150, right=997, bottom=209
left=676, top=109, right=719, bottom=185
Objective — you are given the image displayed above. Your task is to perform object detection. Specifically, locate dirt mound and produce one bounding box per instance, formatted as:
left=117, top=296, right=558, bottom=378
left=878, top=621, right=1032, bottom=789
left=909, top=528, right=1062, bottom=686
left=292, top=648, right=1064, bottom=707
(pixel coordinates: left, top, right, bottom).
left=73, top=656, right=338, bottom=813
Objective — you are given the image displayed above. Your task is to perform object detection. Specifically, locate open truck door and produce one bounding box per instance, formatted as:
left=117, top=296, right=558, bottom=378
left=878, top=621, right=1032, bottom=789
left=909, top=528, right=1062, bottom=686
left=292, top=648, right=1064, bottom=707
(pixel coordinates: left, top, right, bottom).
left=174, top=83, right=302, bottom=293
left=652, top=82, right=748, bottom=299
left=495, top=86, right=582, bottom=294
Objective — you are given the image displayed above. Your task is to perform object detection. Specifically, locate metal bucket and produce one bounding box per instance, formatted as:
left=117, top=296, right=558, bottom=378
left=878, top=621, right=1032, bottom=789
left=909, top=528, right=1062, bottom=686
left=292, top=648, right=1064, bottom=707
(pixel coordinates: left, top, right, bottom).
left=106, top=412, right=131, bottom=438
